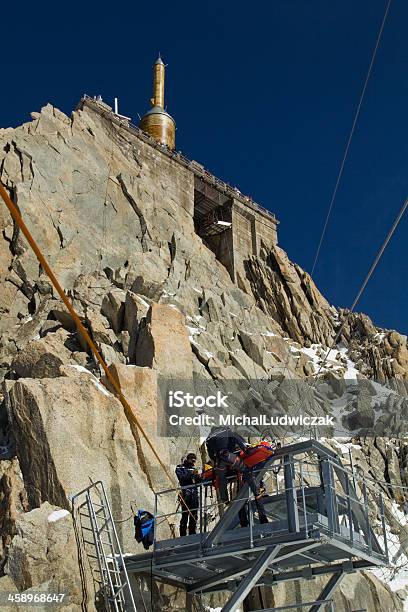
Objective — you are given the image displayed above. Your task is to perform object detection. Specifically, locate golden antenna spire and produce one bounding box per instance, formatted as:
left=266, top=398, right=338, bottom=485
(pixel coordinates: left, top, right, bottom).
left=140, top=55, right=176, bottom=150
left=151, top=55, right=165, bottom=108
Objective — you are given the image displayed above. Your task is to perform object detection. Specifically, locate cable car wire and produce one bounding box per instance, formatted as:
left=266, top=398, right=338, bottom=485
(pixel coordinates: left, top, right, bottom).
left=311, top=0, right=393, bottom=277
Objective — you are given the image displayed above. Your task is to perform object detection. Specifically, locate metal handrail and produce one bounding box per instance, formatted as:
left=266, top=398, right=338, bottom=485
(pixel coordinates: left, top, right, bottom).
left=151, top=453, right=388, bottom=561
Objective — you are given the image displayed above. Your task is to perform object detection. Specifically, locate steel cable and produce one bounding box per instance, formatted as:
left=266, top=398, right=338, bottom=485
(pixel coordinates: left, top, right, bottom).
left=314, top=196, right=408, bottom=379
left=311, top=0, right=393, bottom=277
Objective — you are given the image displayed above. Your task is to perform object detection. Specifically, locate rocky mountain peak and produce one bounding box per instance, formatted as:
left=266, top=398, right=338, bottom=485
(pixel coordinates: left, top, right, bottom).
left=0, top=101, right=407, bottom=610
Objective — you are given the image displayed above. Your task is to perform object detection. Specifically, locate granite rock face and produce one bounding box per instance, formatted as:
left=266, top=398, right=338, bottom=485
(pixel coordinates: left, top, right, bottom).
left=0, top=101, right=407, bottom=610
left=0, top=458, right=28, bottom=573
left=4, top=372, right=153, bottom=548
left=4, top=502, right=96, bottom=611
left=135, top=302, right=194, bottom=378
left=245, top=246, right=336, bottom=346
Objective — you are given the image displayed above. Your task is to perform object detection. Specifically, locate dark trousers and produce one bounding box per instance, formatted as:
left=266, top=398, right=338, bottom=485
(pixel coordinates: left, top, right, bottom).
left=214, top=450, right=268, bottom=525
left=179, top=494, right=198, bottom=537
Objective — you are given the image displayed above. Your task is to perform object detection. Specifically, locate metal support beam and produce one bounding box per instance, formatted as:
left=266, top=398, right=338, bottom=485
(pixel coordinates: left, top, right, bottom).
left=221, top=546, right=281, bottom=612
left=139, top=570, right=189, bottom=588
left=298, top=551, right=330, bottom=564
left=321, top=460, right=338, bottom=535
left=187, top=561, right=253, bottom=593
left=284, top=454, right=300, bottom=533
left=309, top=572, right=345, bottom=612
left=204, top=457, right=275, bottom=548
left=255, top=560, right=372, bottom=588
left=128, top=535, right=315, bottom=575
left=252, top=600, right=334, bottom=612
left=188, top=542, right=320, bottom=594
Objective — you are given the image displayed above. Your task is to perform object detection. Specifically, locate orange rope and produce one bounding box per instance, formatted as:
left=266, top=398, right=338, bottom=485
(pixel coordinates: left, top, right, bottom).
left=0, top=183, right=177, bottom=488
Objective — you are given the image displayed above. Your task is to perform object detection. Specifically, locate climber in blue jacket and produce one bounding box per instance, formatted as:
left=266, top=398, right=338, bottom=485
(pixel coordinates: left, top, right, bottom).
left=175, top=452, right=201, bottom=537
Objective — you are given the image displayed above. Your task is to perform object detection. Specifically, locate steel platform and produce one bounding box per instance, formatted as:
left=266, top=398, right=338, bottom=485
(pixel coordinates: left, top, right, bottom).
left=123, top=440, right=389, bottom=612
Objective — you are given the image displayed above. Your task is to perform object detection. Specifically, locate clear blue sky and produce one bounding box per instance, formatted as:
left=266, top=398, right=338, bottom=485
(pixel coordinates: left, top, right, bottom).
left=2, top=1, right=407, bottom=334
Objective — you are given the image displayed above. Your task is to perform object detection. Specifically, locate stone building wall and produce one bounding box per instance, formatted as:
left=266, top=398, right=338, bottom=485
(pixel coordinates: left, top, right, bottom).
left=220, top=199, right=279, bottom=283
left=81, top=98, right=277, bottom=286
left=232, top=203, right=255, bottom=259
left=128, top=129, right=195, bottom=219
left=253, top=211, right=278, bottom=252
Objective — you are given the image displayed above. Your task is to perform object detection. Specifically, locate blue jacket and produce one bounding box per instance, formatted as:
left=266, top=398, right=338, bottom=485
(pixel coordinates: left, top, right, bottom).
left=175, top=461, right=200, bottom=498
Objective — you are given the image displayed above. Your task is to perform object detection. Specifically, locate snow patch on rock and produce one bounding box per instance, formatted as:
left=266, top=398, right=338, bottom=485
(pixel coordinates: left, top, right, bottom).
left=48, top=509, right=70, bottom=523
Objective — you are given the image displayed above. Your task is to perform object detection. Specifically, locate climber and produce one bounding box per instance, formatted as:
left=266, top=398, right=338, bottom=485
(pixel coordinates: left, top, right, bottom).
left=175, top=452, right=201, bottom=537
left=205, top=426, right=268, bottom=525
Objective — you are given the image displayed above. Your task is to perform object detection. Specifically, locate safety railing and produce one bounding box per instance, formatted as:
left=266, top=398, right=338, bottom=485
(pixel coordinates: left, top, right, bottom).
left=327, top=457, right=389, bottom=562
left=276, top=452, right=389, bottom=563
left=80, top=95, right=278, bottom=224
left=150, top=452, right=388, bottom=564
left=151, top=458, right=283, bottom=550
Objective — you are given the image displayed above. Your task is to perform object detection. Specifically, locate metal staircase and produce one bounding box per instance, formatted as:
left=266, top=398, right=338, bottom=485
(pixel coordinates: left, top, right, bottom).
left=71, top=481, right=137, bottom=612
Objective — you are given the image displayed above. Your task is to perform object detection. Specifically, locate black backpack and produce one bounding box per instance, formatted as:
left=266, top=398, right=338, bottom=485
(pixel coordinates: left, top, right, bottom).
left=134, top=510, right=155, bottom=550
